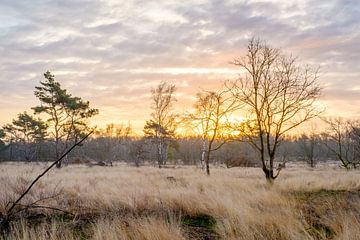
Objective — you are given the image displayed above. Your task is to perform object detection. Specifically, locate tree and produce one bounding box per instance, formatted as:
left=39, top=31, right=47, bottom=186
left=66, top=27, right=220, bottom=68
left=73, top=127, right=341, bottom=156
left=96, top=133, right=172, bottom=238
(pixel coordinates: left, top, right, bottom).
left=0, top=128, right=6, bottom=153
left=2, top=112, right=47, bottom=161
left=323, top=118, right=360, bottom=169
left=129, top=138, right=148, bottom=167
left=95, top=123, right=133, bottom=165
left=143, top=82, right=177, bottom=168
left=0, top=128, right=6, bottom=146
left=229, top=38, right=322, bottom=182
left=185, top=89, right=238, bottom=175
left=33, top=71, right=98, bottom=167
left=297, top=132, right=321, bottom=168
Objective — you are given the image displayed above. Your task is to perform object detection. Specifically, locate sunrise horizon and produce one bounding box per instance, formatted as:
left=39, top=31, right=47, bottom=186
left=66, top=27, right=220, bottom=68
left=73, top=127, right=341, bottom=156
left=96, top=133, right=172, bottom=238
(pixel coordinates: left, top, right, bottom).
left=1, top=0, right=359, bottom=134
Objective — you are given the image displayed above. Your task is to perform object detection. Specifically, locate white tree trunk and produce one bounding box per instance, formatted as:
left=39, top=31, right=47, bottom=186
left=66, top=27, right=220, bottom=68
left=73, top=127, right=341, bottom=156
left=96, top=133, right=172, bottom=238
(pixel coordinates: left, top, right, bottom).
left=158, top=138, right=163, bottom=167
left=200, top=139, right=206, bottom=170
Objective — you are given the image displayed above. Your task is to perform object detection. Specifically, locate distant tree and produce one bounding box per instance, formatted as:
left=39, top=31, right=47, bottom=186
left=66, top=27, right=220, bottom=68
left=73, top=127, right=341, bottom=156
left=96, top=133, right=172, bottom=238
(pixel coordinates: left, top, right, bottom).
left=0, top=128, right=6, bottom=153
left=323, top=118, right=360, bottom=169
left=185, top=89, right=238, bottom=175
left=33, top=71, right=98, bottom=167
left=2, top=112, right=47, bottom=161
left=95, top=123, right=132, bottom=165
left=0, top=129, right=5, bottom=142
left=174, top=137, right=201, bottom=165
left=144, top=82, right=177, bottom=168
left=228, top=38, right=322, bottom=182
left=297, top=132, right=321, bottom=168
left=129, top=138, right=148, bottom=167
left=99, top=123, right=132, bottom=138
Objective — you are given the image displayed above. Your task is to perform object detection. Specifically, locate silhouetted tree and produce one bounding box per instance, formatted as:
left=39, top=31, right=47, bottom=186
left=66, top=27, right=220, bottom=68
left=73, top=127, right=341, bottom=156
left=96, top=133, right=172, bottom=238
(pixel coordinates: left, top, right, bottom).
left=297, top=132, right=321, bottom=168
left=33, top=71, right=98, bottom=167
left=144, top=82, right=177, bottom=168
left=185, top=89, right=238, bottom=175
left=229, top=38, right=322, bottom=182
left=323, top=118, right=360, bottom=169
left=95, top=123, right=132, bottom=165
left=129, top=138, right=148, bottom=167
left=0, top=129, right=6, bottom=156
left=2, top=112, right=47, bottom=161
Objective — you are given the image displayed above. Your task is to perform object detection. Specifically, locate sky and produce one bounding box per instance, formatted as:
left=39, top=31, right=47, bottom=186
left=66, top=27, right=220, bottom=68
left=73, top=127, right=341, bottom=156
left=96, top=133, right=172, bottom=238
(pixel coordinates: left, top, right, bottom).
left=0, top=0, right=359, bottom=133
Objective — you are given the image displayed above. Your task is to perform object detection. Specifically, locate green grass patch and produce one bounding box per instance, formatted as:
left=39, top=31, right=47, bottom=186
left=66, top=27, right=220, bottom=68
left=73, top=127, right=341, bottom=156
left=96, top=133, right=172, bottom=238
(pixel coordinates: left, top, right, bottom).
left=181, top=214, right=216, bottom=230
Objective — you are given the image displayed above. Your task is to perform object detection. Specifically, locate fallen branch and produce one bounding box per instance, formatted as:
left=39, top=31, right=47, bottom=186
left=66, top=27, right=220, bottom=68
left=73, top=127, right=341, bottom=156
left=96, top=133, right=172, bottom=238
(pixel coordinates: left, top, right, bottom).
left=13, top=203, right=74, bottom=217
left=0, top=130, right=93, bottom=233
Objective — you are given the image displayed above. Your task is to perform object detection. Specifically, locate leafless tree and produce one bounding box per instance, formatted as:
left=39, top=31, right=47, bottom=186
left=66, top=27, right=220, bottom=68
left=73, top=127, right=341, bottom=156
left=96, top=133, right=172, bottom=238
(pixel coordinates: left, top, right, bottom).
left=184, top=89, right=238, bottom=175
left=144, top=82, right=177, bottom=168
left=323, top=118, right=360, bottom=169
left=228, top=38, right=322, bottom=182
left=95, top=123, right=132, bottom=166
left=129, top=138, right=148, bottom=167
left=297, top=132, right=321, bottom=168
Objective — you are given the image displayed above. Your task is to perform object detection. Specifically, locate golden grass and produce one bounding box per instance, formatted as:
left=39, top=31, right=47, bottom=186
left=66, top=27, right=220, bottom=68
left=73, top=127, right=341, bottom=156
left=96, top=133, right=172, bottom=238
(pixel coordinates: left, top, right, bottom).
left=1, top=162, right=360, bottom=239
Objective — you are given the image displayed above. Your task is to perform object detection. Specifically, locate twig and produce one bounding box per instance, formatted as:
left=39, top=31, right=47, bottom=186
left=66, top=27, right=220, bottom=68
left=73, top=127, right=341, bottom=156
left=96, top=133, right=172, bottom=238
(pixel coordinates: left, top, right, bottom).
left=12, top=203, right=74, bottom=217
left=30, top=192, right=62, bottom=206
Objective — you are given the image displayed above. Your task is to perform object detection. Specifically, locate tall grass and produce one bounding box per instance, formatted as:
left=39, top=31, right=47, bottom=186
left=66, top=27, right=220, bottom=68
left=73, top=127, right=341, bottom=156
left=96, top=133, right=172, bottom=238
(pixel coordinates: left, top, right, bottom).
left=1, top=162, right=360, bottom=239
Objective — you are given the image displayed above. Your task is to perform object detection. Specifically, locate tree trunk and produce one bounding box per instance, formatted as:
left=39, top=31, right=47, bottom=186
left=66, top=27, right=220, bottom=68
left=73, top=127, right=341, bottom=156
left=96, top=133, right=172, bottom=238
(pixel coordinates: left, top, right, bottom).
left=55, top=149, right=62, bottom=168
left=262, top=155, right=276, bottom=184
left=55, top=140, right=61, bottom=168
left=158, top=139, right=163, bottom=168
left=200, top=139, right=206, bottom=170
left=163, top=142, right=168, bottom=166
left=263, top=167, right=274, bottom=184
left=56, top=161, right=62, bottom=168
left=205, top=152, right=210, bottom=175
left=9, top=141, right=13, bottom=161
left=310, top=158, right=315, bottom=168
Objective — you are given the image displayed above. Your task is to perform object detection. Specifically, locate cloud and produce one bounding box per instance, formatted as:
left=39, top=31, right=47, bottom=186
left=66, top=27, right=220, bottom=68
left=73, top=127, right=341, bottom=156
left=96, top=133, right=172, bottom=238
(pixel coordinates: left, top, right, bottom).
left=0, top=0, right=359, bottom=132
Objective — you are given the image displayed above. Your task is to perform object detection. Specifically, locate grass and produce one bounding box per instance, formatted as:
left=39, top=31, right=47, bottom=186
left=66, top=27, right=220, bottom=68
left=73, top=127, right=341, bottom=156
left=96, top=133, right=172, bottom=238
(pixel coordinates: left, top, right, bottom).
left=1, top=162, right=360, bottom=239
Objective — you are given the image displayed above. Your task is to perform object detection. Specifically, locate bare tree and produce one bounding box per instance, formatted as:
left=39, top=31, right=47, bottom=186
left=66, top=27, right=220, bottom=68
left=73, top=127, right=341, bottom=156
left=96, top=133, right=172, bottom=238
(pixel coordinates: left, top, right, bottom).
left=228, top=38, right=322, bottom=182
left=185, top=89, right=238, bottom=175
left=144, top=82, right=177, bottom=168
left=95, top=123, right=132, bottom=166
left=323, top=118, right=360, bottom=169
left=297, top=131, right=321, bottom=168
left=129, top=138, right=148, bottom=167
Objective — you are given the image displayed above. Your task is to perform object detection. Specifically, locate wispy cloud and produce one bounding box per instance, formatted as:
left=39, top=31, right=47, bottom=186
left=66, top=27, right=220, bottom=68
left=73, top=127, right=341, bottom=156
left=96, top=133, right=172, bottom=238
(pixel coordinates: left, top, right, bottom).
left=0, top=0, right=359, bottom=132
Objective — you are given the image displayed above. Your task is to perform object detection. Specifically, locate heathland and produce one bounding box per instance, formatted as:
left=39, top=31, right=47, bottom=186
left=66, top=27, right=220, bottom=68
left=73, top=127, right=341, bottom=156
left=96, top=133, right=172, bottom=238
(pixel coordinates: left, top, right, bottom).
left=1, top=162, right=360, bottom=240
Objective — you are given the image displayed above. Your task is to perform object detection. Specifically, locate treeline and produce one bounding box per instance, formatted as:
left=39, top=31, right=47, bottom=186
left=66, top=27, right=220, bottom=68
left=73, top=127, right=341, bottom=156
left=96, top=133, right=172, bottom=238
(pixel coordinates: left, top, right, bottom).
left=0, top=125, right=356, bottom=168
left=1, top=39, right=360, bottom=181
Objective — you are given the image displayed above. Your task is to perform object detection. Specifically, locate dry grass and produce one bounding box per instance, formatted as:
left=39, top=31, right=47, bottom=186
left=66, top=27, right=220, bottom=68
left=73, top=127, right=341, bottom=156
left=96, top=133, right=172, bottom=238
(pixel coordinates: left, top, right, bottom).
left=1, top=162, right=360, bottom=240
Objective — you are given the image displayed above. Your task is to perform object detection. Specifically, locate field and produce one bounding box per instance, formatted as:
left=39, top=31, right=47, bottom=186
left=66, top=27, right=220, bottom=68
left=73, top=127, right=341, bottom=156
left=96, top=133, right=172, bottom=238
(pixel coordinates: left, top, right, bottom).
left=1, top=163, right=360, bottom=240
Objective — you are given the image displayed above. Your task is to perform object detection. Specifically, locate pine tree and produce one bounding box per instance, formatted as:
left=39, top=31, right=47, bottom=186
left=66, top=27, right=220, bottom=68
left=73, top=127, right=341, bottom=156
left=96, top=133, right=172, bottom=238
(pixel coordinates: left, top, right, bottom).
left=33, top=71, right=98, bottom=167
left=3, top=112, right=47, bottom=161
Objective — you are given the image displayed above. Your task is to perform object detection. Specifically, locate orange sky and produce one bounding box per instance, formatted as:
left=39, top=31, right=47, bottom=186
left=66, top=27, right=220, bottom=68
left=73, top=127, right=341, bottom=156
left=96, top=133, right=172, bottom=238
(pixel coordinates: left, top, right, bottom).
left=0, top=0, right=359, bottom=134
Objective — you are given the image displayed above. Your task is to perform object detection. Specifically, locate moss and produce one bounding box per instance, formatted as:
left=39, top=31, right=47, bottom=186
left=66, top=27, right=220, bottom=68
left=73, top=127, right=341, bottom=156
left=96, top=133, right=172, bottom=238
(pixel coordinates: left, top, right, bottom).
left=308, top=223, right=336, bottom=239
left=181, top=214, right=216, bottom=230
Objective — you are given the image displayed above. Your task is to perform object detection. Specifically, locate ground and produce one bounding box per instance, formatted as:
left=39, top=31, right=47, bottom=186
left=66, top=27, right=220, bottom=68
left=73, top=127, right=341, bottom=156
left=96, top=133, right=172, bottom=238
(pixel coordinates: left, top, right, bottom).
left=1, top=162, right=360, bottom=240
